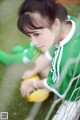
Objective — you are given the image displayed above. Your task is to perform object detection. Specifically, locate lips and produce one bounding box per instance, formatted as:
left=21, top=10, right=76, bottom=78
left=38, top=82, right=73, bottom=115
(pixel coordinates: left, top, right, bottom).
left=37, top=46, right=43, bottom=49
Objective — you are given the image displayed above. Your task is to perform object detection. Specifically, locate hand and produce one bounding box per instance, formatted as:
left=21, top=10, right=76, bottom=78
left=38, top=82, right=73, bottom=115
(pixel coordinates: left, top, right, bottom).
left=20, top=80, right=34, bottom=97
left=22, top=70, right=36, bottom=79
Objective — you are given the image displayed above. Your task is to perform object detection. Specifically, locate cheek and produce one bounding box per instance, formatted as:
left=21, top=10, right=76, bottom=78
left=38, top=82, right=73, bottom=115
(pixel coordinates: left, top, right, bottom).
left=43, top=36, right=49, bottom=42
left=44, top=33, right=55, bottom=43
left=42, top=33, right=52, bottom=42
left=38, top=31, right=55, bottom=45
left=38, top=35, right=48, bottom=44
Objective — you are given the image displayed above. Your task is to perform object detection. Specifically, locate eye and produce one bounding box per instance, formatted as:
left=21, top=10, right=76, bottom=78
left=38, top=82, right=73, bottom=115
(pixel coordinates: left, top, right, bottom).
left=27, top=34, right=31, bottom=38
left=34, top=33, right=39, bottom=37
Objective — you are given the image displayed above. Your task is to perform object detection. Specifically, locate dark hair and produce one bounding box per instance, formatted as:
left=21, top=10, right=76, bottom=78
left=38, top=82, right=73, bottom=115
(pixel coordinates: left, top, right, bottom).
left=18, top=0, right=56, bottom=18
left=17, top=13, right=45, bottom=35
left=17, top=0, right=68, bottom=35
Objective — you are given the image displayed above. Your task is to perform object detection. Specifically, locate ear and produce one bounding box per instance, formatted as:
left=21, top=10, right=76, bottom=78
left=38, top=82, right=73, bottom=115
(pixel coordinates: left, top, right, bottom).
left=52, top=18, right=61, bottom=30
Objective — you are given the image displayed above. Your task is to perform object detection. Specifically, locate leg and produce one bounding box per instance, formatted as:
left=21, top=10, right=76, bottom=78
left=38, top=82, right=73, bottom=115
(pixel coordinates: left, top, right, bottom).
left=52, top=100, right=80, bottom=120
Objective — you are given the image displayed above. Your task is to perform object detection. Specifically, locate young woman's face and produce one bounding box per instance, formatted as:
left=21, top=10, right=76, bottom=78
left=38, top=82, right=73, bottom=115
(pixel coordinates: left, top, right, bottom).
left=23, top=13, right=61, bottom=52
left=26, top=28, right=56, bottom=52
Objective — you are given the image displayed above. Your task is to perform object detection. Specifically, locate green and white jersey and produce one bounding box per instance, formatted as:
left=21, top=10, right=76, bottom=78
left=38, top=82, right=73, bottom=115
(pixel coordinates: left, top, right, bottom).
left=44, top=16, right=80, bottom=101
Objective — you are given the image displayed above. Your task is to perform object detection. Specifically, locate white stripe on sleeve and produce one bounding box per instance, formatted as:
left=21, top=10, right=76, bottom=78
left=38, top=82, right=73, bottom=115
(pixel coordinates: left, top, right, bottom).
left=45, top=51, right=52, bottom=61
left=43, top=79, right=64, bottom=98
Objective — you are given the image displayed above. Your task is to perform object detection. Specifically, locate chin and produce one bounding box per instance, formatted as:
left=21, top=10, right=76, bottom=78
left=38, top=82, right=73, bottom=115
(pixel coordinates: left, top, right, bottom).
left=41, top=48, right=47, bottom=52
left=38, top=46, right=48, bottom=52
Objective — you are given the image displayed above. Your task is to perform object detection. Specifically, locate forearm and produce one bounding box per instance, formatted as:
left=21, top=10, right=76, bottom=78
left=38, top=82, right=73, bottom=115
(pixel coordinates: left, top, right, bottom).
left=20, top=78, right=48, bottom=97
left=22, top=53, right=51, bottom=79
left=32, top=54, right=51, bottom=74
left=31, top=78, right=47, bottom=90
left=36, top=79, right=46, bottom=88
left=33, top=78, right=50, bottom=92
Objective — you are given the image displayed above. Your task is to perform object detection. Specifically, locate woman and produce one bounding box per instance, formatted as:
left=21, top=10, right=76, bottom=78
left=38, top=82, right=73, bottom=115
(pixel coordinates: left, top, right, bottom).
left=17, top=0, right=80, bottom=119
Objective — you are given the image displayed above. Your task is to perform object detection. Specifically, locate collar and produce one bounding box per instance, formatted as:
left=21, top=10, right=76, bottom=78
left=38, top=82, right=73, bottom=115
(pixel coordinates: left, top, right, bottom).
left=56, top=20, right=76, bottom=48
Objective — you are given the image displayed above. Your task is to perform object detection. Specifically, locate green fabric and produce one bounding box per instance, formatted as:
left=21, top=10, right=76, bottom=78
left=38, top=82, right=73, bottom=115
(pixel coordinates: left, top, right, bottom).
left=48, top=43, right=56, bottom=58
left=11, top=42, right=31, bottom=53
left=0, top=42, right=42, bottom=65
left=47, top=16, right=80, bottom=101
left=26, top=46, right=42, bottom=61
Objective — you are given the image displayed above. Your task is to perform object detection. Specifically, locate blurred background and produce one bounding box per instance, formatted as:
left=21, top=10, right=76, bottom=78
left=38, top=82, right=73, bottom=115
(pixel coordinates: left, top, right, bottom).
left=0, top=0, right=80, bottom=120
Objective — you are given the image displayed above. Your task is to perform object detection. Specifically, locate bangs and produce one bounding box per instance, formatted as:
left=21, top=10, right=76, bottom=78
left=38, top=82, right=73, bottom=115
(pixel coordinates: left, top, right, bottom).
left=17, top=13, right=44, bottom=35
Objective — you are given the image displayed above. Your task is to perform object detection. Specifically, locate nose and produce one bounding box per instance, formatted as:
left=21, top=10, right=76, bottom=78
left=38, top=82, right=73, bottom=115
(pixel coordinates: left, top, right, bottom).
left=31, top=37, right=38, bottom=46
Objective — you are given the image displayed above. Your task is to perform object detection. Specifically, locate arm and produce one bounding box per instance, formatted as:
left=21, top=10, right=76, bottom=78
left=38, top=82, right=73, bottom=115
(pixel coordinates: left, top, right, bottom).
left=20, top=78, right=46, bottom=97
left=20, top=46, right=55, bottom=97
left=21, top=53, right=51, bottom=97
left=22, top=53, right=51, bottom=79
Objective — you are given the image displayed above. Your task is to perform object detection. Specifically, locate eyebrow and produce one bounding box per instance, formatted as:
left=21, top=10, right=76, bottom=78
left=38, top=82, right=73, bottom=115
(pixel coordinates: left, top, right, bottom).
left=25, top=26, right=44, bottom=34
left=26, top=31, right=38, bottom=34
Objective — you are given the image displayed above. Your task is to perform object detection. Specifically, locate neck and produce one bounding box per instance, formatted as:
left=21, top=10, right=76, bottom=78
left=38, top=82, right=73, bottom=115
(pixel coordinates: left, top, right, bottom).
left=60, top=21, right=72, bottom=41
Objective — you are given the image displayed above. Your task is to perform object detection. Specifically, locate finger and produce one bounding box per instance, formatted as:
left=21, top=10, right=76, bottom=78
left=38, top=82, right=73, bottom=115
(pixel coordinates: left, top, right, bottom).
left=20, top=87, right=25, bottom=97
left=22, top=76, right=26, bottom=79
left=21, top=88, right=29, bottom=97
left=22, top=74, right=26, bottom=79
left=22, top=74, right=28, bottom=79
left=26, top=88, right=33, bottom=96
